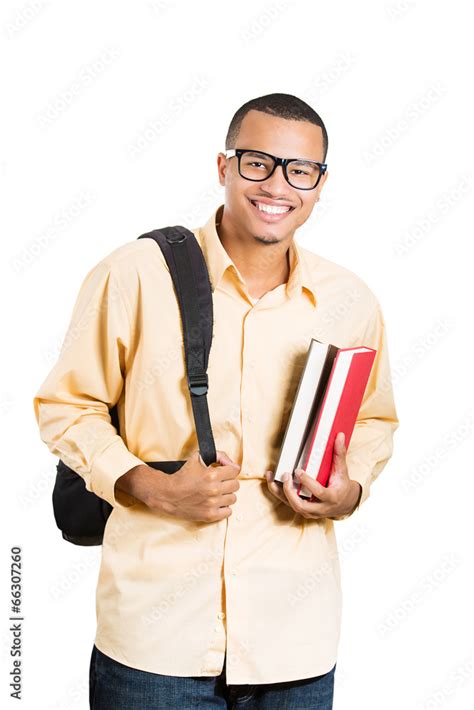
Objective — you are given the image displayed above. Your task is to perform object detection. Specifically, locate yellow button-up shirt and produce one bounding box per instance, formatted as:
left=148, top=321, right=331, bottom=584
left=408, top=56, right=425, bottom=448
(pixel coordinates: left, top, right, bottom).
left=33, top=203, right=399, bottom=684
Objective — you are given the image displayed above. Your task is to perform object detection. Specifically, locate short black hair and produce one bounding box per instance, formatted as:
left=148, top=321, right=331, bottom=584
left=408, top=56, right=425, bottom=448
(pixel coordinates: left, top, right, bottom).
left=225, top=93, right=328, bottom=162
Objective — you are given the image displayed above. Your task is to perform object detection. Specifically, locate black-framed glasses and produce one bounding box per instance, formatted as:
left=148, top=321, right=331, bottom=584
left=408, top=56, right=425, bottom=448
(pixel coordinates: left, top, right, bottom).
left=224, top=148, right=327, bottom=190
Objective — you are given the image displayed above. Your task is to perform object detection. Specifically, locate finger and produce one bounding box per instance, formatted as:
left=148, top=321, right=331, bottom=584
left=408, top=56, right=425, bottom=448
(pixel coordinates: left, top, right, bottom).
left=281, top=471, right=310, bottom=513
left=294, top=469, right=333, bottom=502
left=283, top=471, right=328, bottom=516
left=265, top=471, right=291, bottom=505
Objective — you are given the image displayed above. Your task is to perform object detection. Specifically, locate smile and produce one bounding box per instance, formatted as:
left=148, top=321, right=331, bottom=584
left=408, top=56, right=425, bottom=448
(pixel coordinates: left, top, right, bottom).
left=248, top=198, right=295, bottom=222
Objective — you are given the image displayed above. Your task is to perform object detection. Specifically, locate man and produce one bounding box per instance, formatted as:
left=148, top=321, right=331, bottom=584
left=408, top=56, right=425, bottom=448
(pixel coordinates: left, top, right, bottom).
left=33, top=93, right=399, bottom=709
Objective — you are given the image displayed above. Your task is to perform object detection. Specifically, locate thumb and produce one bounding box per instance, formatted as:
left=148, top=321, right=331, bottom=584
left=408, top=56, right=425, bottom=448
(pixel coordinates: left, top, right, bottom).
left=213, top=450, right=241, bottom=469
left=332, top=432, right=347, bottom=470
left=196, top=451, right=208, bottom=467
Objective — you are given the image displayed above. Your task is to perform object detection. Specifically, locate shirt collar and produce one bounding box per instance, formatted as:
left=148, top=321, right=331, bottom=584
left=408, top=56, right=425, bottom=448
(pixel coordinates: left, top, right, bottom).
left=197, top=204, right=317, bottom=307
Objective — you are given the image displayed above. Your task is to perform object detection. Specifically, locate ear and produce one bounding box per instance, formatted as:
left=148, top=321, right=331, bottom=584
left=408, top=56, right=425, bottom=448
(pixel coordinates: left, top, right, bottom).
left=217, top=152, right=227, bottom=187
left=314, top=169, right=329, bottom=200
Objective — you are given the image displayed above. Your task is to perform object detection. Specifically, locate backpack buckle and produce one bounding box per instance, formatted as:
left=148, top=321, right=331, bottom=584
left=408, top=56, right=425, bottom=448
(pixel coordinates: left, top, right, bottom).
left=188, top=373, right=208, bottom=396
left=166, top=231, right=186, bottom=244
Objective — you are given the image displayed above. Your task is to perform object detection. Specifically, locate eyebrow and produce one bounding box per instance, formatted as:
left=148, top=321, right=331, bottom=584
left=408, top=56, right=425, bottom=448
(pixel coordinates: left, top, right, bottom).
left=290, top=159, right=319, bottom=166
left=244, top=150, right=319, bottom=164
left=245, top=151, right=271, bottom=158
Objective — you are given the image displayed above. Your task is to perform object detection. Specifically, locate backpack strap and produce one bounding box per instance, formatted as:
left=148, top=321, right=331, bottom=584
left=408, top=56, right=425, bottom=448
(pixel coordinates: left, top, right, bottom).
left=137, top=226, right=217, bottom=466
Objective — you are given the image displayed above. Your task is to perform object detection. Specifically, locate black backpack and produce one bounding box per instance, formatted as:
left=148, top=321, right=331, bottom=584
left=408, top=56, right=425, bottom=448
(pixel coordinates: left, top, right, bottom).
left=52, top=226, right=217, bottom=546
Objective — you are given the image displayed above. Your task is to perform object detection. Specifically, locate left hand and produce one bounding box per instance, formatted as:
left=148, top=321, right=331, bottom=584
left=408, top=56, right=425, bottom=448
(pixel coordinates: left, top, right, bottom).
left=265, top=432, right=362, bottom=519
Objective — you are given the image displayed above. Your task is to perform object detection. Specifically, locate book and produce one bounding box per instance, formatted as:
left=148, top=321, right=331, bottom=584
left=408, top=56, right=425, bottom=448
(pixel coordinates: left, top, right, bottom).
left=273, top=339, right=376, bottom=499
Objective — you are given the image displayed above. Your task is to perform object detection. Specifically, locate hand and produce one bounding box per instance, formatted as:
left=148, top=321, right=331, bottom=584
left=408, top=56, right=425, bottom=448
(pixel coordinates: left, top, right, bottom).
left=116, top=449, right=241, bottom=523
left=265, top=432, right=362, bottom=520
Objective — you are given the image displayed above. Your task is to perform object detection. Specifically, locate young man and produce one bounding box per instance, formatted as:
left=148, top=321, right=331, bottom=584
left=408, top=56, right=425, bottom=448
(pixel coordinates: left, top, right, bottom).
left=34, top=93, right=399, bottom=709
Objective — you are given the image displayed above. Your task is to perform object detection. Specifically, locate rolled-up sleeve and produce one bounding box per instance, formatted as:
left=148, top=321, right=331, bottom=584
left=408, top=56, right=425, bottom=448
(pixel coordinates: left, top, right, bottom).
left=329, top=300, right=400, bottom=521
left=33, top=259, right=145, bottom=508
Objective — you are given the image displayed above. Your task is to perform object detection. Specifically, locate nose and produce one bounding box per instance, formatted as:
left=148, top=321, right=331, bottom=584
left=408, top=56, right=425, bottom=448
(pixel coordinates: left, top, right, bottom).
left=260, top=163, right=291, bottom=196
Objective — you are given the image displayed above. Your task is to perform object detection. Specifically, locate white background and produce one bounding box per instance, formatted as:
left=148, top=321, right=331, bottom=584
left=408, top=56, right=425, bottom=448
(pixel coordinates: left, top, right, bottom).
left=1, top=0, right=471, bottom=708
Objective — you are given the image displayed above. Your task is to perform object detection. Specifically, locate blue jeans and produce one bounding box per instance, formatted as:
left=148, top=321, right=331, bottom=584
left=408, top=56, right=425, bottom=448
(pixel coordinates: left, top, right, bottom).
left=89, top=644, right=336, bottom=709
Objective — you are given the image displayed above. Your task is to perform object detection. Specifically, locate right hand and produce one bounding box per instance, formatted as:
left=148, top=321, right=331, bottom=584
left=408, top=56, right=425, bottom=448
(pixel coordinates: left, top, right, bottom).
left=121, top=449, right=241, bottom=523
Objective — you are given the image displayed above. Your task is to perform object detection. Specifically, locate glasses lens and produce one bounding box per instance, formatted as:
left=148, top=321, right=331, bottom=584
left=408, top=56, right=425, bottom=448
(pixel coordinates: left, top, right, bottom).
left=286, top=160, right=321, bottom=189
left=239, top=151, right=275, bottom=181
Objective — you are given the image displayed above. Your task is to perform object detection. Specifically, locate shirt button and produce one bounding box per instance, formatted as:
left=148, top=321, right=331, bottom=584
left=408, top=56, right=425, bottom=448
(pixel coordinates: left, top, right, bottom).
left=236, top=513, right=243, bottom=522
left=230, top=568, right=237, bottom=577
left=217, top=612, right=225, bottom=620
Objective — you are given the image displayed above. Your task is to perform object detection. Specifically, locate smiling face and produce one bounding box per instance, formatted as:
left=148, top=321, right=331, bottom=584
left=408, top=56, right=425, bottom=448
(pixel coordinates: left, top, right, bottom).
left=217, top=109, right=328, bottom=245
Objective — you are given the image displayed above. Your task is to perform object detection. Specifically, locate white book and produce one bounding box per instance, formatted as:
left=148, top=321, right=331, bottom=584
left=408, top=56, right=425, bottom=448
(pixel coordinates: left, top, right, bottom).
left=274, top=339, right=337, bottom=487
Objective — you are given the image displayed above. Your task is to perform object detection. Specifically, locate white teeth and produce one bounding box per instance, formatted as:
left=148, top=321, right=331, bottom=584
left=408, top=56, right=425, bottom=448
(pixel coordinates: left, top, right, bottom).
left=254, top=201, right=291, bottom=215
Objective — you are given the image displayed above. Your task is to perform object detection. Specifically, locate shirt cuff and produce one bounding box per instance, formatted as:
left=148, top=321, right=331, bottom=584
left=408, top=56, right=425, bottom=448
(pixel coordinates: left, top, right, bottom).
left=90, top=437, right=146, bottom=509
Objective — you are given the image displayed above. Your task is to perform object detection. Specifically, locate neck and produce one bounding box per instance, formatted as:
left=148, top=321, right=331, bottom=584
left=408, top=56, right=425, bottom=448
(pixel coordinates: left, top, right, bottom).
left=216, top=207, right=291, bottom=299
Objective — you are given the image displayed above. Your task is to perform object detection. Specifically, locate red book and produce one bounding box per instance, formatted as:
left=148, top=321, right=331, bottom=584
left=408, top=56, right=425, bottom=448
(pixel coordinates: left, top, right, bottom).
left=296, top=347, right=376, bottom=498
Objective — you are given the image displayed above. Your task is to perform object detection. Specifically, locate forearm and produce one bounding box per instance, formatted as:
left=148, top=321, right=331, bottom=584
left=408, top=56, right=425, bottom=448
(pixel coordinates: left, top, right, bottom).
left=115, top=464, right=170, bottom=508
